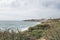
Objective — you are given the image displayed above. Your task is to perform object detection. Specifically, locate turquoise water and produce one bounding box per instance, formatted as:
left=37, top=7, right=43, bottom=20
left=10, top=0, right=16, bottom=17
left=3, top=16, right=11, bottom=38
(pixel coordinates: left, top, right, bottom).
left=0, top=21, right=37, bottom=31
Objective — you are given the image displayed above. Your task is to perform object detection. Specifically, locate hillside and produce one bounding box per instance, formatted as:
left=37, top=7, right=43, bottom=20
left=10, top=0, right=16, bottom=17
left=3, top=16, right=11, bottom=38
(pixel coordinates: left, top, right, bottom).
left=0, top=18, right=60, bottom=40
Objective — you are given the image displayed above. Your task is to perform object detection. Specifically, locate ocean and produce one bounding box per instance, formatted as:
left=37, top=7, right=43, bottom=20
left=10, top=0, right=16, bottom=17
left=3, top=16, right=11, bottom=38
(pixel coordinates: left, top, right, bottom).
left=0, top=21, right=38, bottom=31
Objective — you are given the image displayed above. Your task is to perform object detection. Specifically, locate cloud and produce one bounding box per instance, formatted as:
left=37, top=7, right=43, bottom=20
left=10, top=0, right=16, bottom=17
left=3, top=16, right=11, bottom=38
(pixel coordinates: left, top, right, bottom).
left=0, top=0, right=20, bottom=8
left=0, top=0, right=41, bottom=9
left=0, top=0, right=60, bottom=20
left=42, top=0, right=60, bottom=9
left=0, top=15, right=18, bottom=20
left=0, top=0, right=60, bottom=9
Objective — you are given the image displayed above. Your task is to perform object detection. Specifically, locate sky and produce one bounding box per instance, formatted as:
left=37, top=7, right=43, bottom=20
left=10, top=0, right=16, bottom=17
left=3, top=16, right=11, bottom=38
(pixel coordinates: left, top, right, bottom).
left=0, top=0, right=60, bottom=20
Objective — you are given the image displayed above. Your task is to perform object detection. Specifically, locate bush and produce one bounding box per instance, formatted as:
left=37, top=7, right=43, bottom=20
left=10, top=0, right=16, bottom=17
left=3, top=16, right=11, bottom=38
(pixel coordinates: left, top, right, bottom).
left=30, top=30, right=43, bottom=39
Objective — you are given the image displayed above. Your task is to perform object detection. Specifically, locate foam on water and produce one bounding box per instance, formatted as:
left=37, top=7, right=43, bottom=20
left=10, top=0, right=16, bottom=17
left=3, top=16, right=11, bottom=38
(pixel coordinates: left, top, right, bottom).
left=0, top=21, right=38, bottom=31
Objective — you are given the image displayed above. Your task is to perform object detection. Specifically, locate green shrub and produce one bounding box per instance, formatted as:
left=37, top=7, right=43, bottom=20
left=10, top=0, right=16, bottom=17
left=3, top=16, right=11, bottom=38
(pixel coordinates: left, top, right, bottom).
left=30, top=30, right=43, bottom=38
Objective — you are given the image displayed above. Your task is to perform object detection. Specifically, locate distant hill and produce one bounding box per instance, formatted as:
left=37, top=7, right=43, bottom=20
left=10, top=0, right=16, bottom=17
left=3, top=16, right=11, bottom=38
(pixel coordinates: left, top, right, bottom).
left=23, top=19, right=42, bottom=22
left=23, top=18, right=60, bottom=22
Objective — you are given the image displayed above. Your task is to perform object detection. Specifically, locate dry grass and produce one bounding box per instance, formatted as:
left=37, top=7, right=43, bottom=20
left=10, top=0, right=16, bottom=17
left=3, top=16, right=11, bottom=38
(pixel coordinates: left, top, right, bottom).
left=44, top=20, right=60, bottom=40
left=0, top=19, right=60, bottom=40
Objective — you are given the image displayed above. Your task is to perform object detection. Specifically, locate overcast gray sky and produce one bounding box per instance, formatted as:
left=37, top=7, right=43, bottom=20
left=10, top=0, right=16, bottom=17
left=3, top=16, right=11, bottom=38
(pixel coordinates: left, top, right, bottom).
left=0, top=0, right=60, bottom=20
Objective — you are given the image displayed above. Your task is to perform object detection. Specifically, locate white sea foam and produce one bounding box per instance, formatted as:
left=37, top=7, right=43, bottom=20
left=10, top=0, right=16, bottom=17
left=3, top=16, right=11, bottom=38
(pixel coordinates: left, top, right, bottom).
left=0, top=21, right=38, bottom=31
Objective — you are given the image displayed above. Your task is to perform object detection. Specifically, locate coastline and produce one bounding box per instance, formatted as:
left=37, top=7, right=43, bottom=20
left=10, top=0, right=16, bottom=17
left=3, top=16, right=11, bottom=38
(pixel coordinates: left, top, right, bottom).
left=21, top=22, right=41, bottom=31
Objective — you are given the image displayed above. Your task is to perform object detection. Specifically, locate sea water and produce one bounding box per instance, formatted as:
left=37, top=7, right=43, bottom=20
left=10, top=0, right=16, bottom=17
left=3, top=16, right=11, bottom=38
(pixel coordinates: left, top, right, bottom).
left=0, top=21, right=38, bottom=31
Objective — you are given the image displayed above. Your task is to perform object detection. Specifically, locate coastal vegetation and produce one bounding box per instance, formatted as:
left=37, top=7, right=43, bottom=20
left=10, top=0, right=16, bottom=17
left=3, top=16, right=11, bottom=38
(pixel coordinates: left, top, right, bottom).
left=0, top=18, right=60, bottom=40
